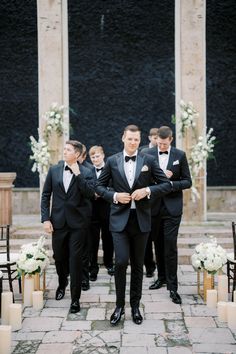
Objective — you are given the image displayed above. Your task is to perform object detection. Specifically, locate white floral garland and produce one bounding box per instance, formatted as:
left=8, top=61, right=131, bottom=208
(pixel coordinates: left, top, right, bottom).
left=29, top=103, right=67, bottom=178
left=178, top=100, right=216, bottom=201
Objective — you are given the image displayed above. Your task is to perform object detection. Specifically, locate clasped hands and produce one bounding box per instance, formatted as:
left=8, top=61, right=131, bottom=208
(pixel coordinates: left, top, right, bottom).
left=116, top=188, right=148, bottom=204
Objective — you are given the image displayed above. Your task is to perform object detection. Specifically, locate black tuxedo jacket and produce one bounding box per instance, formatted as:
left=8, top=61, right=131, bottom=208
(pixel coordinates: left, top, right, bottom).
left=142, top=146, right=192, bottom=216
left=95, top=151, right=172, bottom=233
left=41, top=161, right=95, bottom=229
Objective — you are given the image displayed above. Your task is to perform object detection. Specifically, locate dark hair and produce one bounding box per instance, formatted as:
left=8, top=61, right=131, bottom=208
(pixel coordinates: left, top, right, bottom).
left=65, top=140, right=83, bottom=154
left=124, top=124, right=141, bottom=134
left=157, top=126, right=173, bottom=139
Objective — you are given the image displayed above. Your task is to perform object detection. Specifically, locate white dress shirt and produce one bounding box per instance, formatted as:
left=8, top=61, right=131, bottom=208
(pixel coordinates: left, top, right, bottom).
left=63, top=163, right=73, bottom=193
left=158, top=147, right=171, bottom=172
left=123, top=150, right=137, bottom=209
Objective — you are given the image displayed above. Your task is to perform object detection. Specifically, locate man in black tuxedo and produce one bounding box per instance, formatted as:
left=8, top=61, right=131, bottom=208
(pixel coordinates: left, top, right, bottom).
left=96, top=125, right=172, bottom=325
left=41, top=140, right=95, bottom=313
left=88, top=145, right=114, bottom=281
left=144, top=126, right=192, bottom=304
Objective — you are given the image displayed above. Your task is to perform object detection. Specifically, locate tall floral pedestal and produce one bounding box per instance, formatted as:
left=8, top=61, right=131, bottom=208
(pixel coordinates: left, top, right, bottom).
left=22, top=272, right=46, bottom=305
left=197, top=270, right=215, bottom=301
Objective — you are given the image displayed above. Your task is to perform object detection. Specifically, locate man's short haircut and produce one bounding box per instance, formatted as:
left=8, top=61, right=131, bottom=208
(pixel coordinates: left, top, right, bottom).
left=124, top=124, right=141, bottom=134
left=157, top=126, right=173, bottom=139
left=149, top=128, right=159, bottom=136
left=66, top=140, right=83, bottom=154
left=89, top=145, right=104, bottom=156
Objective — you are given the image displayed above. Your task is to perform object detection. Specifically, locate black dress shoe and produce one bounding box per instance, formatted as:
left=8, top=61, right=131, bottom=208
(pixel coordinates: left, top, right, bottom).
left=81, top=281, right=90, bottom=291
left=107, top=266, right=115, bottom=276
left=146, top=270, right=154, bottom=278
left=55, top=287, right=65, bottom=300
left=110, top=307, right=124, bottom=325
left=70, top=300, right=81, bottom=313
left=89, top=273, right=97, bottom=281
left=170, top=290, right=182, bottom=304
left=131, top=307, right=143, bottom=325
left=149, top=279, right=166, bottom=290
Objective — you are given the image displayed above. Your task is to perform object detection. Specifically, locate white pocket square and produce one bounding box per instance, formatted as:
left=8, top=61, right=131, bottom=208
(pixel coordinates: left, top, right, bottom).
left=173, top=160, right=179, bottom=165
left=141, top=165, right=149, bottom=172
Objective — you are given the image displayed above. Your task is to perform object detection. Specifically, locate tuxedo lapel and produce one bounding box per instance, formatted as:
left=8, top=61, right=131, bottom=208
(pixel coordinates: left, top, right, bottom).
left=58, top=164, right=66, bottom=194
left=116, top=153, right=130, bottom=190
left=133, top=154, right=144, bottom=185
left=166, top=147, right=175, bottom=171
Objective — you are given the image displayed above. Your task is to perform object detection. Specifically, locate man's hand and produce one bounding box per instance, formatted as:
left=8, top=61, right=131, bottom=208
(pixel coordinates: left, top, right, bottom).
left=70, top=163, right=80, bottom=176
left=165, top=170, right=173, bottom=179
left=116, top=192, right=132, bottom=204
left=43, top=221, right=53, bottom=234
left=131, top=188, right=148, bottom=201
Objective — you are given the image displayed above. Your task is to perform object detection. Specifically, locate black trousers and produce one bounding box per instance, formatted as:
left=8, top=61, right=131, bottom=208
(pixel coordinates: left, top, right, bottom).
left=152, top=210, right=182, bottom=291
left=52, top=225, right=87, bottom=302
left=144, top=214, right=160, bottom=273
left=89, top=216, right=114, bottom=274
left=112, top=210, right=149, bottom=308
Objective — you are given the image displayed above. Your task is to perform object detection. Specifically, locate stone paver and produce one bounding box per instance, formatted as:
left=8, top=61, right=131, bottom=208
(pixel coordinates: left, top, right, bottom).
left=2, top=214, right=236, bottom=353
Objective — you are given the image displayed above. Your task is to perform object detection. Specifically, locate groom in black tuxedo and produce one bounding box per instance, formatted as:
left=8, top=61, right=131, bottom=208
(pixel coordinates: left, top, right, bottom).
left=41, top=140, right=95, bottom=313
left=143, top=126, right=192, bottom=304
left=96, top=125, right=172, bottom=325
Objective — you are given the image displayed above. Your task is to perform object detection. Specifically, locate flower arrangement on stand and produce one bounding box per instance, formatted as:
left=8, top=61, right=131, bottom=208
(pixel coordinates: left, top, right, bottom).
left=17, top=236, right=50, bottom=305
left=17, top=236, right=50, bottom=277
left=29, top=102, right=67, bottom=179
left=191, top=237, right=227, bottom=301
left=177, top=99, right=216, bottom=201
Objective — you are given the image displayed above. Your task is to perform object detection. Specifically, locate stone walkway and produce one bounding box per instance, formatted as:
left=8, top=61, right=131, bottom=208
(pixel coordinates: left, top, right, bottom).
left=6, top=263, right=236, bottom=354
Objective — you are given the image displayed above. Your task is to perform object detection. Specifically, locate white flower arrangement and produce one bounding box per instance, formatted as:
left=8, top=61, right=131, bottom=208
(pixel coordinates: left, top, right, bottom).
left=177, top=100, right=216, bottom=201
left=179, top=100, right=199, bottom=136
left=43, top=102, right=67, bottom=140
left=17, top=236, right=50, bottom=276
left=29, top=131, right=51, bottom=177
left=29, top=102, right=67, bottom=178
left=191, top=238, right=227, bottom=274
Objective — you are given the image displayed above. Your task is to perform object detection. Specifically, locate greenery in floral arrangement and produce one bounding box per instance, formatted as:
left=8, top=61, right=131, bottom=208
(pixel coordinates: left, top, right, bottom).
left=17, top=236, right=50, bottom=276
left=191, top=237, right=227, bottom=275
left=29, top=102, right=67, bottom=178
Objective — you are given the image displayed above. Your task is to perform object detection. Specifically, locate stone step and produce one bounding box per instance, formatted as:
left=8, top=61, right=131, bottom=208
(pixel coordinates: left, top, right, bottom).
left=177, top=237, right=234, bottom=249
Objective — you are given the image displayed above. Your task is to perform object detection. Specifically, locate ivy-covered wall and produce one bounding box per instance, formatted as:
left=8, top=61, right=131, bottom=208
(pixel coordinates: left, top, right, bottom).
left=0, top=1, right=235, bottom=187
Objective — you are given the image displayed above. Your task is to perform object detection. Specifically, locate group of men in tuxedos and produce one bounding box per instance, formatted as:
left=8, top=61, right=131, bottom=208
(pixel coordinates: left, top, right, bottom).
left=41, top=124, right=191, bottom=324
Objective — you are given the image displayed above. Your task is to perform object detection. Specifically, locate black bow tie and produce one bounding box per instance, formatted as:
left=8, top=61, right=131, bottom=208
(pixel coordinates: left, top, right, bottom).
left=96, top=167, right=103, bottom=172
left=65, top=165, right=73, bottom=174
left=125, top=155, right=136, bottom=162
left=159, top=151, right=168, bottom=155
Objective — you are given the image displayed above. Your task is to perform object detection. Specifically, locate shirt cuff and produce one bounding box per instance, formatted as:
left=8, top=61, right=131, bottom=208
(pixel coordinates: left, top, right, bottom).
left=145, top=187, right=151, bottom=199
left=113, top=192, right=118, bottom=204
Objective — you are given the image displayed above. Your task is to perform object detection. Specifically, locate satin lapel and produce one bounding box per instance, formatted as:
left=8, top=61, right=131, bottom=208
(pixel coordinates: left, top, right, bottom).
left=167, top=147, right=175, bottom=171
left=133, top=154, right=144, bottom=185
left=58, top=163, right=66, bottom=193
left=116, top=153, right=130, bottom=190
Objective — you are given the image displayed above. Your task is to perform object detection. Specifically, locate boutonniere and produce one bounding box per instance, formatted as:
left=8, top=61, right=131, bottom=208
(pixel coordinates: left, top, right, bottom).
left=141, top=165, right=149, bottom=172
left=173, top=160, right=179, bottom=165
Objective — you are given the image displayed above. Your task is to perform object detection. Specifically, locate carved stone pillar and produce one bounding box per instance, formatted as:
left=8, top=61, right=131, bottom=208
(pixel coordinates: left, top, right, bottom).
left=0, top=173, right=16, bottom=225
left=37, top=0, right=69, bottom=186
left=175, top=0, right=206, bottom=221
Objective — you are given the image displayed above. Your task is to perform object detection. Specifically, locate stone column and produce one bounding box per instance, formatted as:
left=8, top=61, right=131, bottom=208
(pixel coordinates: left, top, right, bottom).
left=175, top=0, right=206, bottom=221
left=37, top=0, right=69, bottom=171
left=0, top=173, right=16, bottom=225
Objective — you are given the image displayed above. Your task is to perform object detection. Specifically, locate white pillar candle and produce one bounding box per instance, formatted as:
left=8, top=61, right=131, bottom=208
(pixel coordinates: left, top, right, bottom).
left=217, top=301, right=227, bottom=322
left=227, top=302, right=236, bottom=329
left=9, top=303, right=22, bottom=331
left=23, top=276, right=35, bottom=306
left=32, top=291, right=44, bottom=310
left=233, top=290, right=236, bottom=303
left=0, top=325, right=11, bottom=354
left=1, top=292, right=13, bottom=325
left=206, top=289, right=217, bottom=308
left=217, top=275, right=228, bottom=302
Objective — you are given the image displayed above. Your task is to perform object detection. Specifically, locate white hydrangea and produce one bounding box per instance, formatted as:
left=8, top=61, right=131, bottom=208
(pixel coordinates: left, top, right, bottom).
left=191, top=238, right=227, bottom=274
left=179, top=100, right=199, bottom=135
left=17, top=236, right=50, bottom=276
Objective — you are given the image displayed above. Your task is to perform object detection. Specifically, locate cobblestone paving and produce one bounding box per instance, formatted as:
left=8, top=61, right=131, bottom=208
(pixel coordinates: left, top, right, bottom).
left=3, top=265, right=236, bottom=353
